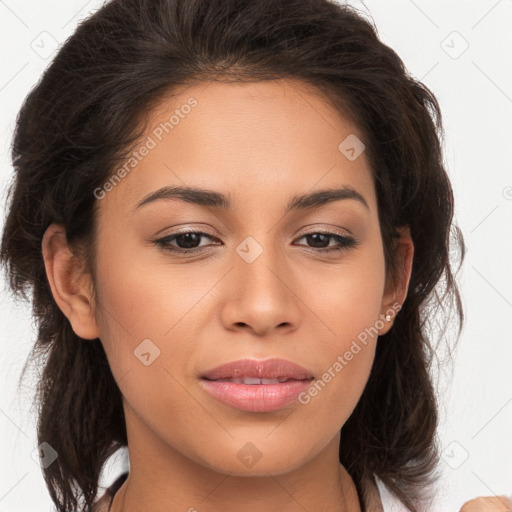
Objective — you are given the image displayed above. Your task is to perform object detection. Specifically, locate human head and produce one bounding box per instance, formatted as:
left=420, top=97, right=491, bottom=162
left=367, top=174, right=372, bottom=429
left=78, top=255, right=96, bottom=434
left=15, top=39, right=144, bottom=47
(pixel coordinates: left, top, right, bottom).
left=0, top=1, right=464, bottom=511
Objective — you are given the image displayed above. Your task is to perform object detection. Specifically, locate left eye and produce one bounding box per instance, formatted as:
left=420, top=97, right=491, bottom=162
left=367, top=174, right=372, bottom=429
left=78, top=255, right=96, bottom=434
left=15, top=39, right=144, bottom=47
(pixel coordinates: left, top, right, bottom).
left=153, top=230, right=358, bottom=254
left=295, top=232, right=357, bottom=251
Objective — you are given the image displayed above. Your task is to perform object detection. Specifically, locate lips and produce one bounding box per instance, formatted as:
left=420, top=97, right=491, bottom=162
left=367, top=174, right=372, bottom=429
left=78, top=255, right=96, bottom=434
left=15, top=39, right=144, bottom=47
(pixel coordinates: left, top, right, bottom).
left=199, top=358, right=314, bottom=412
left=200, top=358, right=314, bottom=381
left=213, top=377, right=291, bottom=384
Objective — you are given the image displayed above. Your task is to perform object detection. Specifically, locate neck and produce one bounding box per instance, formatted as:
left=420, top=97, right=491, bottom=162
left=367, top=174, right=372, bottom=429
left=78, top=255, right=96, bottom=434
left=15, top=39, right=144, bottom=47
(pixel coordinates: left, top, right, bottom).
left=110, top=436, right=364, bottom=512
left=111, top=461, right=363, bottom=512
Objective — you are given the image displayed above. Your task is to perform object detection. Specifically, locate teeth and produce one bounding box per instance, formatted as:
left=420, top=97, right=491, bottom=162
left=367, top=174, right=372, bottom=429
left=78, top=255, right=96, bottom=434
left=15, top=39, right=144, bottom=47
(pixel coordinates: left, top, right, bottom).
left=243, top=377, right=262, bottom=385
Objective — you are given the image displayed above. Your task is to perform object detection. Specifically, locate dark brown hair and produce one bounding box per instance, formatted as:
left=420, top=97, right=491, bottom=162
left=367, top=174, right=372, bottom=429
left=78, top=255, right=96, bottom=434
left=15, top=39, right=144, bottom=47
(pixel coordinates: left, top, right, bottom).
left=0, top=0, right=464, bottom=510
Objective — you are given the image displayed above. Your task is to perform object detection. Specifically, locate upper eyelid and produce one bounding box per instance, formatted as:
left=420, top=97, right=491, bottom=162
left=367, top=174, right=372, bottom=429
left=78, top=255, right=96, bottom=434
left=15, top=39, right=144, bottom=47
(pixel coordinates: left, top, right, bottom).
left=158, top=227, right=353, bottom=240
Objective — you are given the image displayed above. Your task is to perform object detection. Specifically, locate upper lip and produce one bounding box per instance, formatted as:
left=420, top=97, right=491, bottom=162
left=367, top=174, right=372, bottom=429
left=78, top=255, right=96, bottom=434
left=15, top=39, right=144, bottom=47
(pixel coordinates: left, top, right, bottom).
left=201, top=358, right=314, bottom=380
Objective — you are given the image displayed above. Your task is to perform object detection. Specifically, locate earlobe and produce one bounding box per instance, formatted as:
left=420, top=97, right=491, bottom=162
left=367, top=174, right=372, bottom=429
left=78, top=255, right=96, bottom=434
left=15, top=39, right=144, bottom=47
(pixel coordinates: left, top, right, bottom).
left=378, top=225, right=414, bottom=336
left=41, top=223, right=100, bottom=340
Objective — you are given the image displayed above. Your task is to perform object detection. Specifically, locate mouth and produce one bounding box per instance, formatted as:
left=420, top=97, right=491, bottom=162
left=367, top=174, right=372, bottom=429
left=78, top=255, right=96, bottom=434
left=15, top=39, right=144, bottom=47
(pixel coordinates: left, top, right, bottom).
left=199, top=358, right=314, bottom=412
left=204, top=376, right=304, bottom=384
left=200, top=357, right=314, bottom=381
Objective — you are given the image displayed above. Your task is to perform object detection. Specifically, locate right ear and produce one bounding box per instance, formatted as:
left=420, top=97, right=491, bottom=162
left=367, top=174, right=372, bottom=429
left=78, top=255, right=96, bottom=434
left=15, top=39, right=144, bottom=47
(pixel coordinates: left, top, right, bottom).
left=41, top=223, right=100, bottom=340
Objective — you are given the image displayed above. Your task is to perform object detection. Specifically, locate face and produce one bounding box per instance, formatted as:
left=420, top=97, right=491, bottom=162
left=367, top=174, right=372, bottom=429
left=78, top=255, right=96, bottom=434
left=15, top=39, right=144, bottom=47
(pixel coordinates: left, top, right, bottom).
left=51, top=79, right=411, bottom=477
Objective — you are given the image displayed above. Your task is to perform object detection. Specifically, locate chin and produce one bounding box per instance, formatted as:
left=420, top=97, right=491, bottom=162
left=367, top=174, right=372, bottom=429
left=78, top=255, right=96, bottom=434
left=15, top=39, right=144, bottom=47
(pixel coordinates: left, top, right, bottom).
left=198, top=446, right=308, bottom=477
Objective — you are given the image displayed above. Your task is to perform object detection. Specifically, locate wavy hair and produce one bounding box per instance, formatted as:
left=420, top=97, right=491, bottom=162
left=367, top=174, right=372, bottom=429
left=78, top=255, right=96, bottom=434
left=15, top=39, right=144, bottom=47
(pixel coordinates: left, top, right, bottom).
left=0, top=0, right=464, bottom=510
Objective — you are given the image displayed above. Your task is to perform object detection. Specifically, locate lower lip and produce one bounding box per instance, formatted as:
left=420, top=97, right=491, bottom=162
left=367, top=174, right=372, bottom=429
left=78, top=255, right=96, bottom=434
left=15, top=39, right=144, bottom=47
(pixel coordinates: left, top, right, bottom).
left=199, top=379, right=313, bottom=412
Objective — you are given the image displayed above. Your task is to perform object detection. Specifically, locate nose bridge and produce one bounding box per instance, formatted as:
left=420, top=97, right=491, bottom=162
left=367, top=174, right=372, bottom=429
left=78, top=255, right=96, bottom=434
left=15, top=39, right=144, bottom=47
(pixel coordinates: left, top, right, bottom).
left=234, top=233, right=289, bottom=304
left=220, top=232, right=301, bottom=334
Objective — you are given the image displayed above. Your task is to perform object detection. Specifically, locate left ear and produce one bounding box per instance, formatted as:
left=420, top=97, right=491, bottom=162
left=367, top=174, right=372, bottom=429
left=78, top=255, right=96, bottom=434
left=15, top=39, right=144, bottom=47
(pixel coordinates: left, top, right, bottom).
left=378, top=225, right=414, bottom=336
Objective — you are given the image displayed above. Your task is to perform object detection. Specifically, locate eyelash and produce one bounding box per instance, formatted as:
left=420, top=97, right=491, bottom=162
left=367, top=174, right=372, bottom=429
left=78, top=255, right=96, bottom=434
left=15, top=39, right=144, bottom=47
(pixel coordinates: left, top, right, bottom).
left=153, top=229, right=359, bottom=255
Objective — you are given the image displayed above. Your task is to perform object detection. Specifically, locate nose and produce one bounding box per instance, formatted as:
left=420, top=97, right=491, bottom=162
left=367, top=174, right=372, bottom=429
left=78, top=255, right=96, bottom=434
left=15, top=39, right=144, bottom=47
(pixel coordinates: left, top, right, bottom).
left=219, top=241, right=302, bottom=337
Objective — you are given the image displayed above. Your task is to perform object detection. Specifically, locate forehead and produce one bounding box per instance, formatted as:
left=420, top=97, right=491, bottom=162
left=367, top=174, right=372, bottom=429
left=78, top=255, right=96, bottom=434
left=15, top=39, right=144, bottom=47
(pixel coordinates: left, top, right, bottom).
left=97, top=79, right=377, bottom=219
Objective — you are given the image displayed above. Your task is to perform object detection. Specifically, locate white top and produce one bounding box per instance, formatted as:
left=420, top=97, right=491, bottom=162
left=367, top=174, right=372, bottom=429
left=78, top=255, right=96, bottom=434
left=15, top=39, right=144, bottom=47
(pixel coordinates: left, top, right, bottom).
left=375, top=475, right=412, bottom=511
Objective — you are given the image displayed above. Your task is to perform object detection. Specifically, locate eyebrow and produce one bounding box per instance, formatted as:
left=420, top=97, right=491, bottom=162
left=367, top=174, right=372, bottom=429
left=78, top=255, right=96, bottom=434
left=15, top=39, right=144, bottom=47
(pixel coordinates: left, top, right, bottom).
left=132, top=185, right=370, bottom=214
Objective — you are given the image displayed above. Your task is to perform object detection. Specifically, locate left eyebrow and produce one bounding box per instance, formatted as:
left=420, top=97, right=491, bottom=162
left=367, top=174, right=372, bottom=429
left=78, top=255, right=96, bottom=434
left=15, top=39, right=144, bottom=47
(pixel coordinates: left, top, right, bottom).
left=287, top=186, right=370, bottom=212
left=132, top=185, right=370, bottom=214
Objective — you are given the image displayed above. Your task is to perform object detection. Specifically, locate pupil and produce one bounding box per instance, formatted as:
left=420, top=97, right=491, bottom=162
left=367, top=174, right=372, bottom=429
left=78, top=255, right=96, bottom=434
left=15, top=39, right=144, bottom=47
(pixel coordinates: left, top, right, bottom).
left=307, top=233, right=328, bottom=248
left=177, top=233, right=200, bottom=248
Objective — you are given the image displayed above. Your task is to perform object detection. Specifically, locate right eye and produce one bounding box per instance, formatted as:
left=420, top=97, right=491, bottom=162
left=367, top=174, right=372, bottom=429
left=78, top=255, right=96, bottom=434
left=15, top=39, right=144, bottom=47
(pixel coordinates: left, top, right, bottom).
left=153, top=230, right=220, bottom=254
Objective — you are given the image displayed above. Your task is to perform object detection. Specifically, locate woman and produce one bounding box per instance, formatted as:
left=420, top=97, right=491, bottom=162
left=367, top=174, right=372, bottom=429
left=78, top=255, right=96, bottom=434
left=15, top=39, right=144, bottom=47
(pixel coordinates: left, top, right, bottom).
left=1, top=0, right=509, bottom=511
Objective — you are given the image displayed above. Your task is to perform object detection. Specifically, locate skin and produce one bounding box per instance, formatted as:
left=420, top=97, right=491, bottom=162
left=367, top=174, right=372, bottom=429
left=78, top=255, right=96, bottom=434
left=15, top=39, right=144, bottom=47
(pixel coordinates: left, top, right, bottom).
left=42, top=79, right=416, bottom=512
left=459, top=497, right=512, bottom=512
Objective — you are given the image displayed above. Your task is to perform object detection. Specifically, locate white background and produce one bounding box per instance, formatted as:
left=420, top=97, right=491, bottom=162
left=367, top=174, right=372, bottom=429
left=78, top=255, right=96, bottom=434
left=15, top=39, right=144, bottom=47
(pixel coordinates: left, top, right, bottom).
left=0, top=1, right=511, bottom=510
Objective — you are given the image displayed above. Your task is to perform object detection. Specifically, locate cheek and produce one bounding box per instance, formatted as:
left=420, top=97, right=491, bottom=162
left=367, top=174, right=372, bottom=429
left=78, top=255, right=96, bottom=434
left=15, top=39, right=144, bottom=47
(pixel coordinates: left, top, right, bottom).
left=298, top=311, right=378, bottom=439
left=92, top=239, right=213, bottom=407
left=305, top=234, right=386, bottom=343
left=297, top=238, right=385, bottom=417
left=93, top=235, right=206, bottom=340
